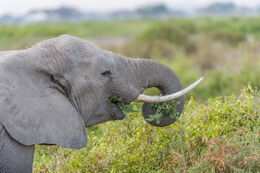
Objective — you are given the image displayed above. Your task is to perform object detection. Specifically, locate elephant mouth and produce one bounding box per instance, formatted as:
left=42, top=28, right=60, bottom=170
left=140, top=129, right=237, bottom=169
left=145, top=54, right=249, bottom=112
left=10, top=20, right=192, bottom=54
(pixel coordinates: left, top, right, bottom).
left=107, top=95, right=130, bottom=104
left=107, top=95, right=130, bottom=120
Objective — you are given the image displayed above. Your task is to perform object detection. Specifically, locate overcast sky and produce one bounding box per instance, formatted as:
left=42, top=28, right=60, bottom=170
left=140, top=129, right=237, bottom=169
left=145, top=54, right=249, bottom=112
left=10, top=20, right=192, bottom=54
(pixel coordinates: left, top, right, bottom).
left=1, top=0, right=260, bottom=15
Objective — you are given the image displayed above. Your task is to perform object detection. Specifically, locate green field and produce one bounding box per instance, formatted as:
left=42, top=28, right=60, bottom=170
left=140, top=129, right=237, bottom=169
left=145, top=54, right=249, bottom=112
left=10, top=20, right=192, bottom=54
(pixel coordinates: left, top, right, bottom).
left=1, top=18, right=259, bottom=172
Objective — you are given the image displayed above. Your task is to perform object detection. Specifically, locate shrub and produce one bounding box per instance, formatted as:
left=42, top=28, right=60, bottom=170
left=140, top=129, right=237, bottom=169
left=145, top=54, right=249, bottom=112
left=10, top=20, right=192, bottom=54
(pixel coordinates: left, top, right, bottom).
left=212, top=31, right=246, bottom=46
left=131, top=19, right=198, bottom=59
left=33, top=85, right=259, bottom=172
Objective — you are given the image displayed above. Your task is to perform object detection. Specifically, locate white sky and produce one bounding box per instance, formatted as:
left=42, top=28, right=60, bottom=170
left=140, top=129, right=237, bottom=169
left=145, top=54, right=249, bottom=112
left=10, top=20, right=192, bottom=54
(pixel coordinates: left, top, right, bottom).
left=0, top=0, right=260, bottom=15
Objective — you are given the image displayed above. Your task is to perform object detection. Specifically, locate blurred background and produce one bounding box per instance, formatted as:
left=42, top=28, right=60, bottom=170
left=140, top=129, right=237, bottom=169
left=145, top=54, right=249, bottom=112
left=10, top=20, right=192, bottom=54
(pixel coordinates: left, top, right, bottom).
left=0, top=0, right=259, bottom=100
left=1, top=1, right=259, bottom=172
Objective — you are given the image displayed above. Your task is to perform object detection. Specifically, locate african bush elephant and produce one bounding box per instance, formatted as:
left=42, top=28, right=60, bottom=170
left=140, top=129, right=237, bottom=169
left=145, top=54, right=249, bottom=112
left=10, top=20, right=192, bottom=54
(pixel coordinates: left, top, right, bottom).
left=0, top=35, right=202, bottom=172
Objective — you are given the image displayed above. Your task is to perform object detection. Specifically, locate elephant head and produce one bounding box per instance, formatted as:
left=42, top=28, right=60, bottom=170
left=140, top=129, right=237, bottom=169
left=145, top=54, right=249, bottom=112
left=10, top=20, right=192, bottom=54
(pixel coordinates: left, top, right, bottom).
left=0, top=35, right=202, bottom=149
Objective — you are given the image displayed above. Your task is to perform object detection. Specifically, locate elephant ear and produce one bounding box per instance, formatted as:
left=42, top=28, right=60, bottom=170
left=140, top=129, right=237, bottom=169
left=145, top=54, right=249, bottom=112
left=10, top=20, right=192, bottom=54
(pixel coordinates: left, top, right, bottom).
left=0, top=70, right=87, bottom=149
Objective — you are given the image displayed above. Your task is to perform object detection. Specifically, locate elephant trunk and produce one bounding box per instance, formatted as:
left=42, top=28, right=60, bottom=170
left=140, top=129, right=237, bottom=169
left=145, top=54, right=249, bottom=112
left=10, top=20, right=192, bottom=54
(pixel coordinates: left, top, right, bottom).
left=132, top=59, right=201, bottom=127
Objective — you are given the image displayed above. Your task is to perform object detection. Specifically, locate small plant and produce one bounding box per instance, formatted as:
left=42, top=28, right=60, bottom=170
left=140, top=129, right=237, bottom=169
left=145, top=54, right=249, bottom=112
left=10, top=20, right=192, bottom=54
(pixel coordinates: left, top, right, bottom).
left=146, top=100, right=180, bottom=124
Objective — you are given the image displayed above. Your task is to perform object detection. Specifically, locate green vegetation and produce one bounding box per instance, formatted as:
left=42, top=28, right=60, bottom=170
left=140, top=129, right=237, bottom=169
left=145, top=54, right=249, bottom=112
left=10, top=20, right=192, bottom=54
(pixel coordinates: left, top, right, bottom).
left=33, top=85, right=259, bottom=172
left=107, top=96, right=139, bottom=115
left=0, top=20, right=153, bottom=50
left=1, top=17, right=259, bottom=172
left=108, top=96, right=180, bottom=125
left=146, top=100, right=180, bottom=124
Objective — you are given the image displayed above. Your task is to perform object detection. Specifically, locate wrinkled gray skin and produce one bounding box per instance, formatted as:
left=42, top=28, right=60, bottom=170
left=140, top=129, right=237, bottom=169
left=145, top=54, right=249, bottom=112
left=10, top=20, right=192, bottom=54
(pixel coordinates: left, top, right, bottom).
left=0, top=35, right=184, bottom=172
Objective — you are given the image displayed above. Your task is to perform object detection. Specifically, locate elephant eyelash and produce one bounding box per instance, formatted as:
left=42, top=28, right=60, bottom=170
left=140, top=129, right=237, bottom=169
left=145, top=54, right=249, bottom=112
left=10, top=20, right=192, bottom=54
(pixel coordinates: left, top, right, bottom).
left=101, top=70, right=111, bottom=76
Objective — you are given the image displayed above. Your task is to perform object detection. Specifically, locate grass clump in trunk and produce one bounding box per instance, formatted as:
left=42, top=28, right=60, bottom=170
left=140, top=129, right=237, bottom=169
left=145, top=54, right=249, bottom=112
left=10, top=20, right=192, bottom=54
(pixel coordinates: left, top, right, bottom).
left=146, top=100, right=180, bottom=124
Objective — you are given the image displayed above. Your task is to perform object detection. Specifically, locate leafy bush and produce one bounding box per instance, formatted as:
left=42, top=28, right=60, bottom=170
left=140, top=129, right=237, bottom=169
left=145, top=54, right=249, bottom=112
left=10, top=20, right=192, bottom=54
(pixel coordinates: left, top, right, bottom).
left=211, top=31, right=246, bottom=46
left=33, top=85, right=259, bottom=172
left=134, top=19, right=198, bottom=58
left=139, top=21, right=189, bottom=45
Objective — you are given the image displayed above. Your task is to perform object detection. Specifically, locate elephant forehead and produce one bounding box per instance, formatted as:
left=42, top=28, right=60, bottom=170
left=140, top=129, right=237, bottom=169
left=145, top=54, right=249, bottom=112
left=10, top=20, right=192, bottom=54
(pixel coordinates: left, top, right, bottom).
left=79, top=54, right=116, bottom=73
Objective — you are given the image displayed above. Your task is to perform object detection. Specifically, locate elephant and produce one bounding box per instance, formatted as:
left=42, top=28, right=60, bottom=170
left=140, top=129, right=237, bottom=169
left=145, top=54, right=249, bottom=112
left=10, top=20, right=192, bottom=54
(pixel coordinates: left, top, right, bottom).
left=0, top=35, right=202, bottom=172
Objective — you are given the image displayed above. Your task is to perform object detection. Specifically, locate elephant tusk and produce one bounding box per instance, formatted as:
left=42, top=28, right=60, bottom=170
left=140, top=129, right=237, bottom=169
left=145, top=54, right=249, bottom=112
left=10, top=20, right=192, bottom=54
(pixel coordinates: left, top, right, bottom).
left=134, top=77, right=204, bottom=103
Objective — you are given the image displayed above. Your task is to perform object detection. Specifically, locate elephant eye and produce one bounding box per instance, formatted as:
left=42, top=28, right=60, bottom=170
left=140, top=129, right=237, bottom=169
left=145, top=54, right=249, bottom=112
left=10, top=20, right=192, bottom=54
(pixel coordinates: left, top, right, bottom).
left=101, top=70, right=111, bottom=76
